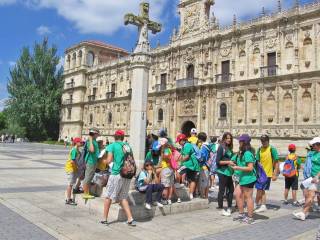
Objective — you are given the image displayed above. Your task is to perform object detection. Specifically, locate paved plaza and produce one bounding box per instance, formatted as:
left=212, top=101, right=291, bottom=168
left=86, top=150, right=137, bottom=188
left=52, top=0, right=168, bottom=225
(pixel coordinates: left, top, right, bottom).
left=0, top=143, right=319, bottom=240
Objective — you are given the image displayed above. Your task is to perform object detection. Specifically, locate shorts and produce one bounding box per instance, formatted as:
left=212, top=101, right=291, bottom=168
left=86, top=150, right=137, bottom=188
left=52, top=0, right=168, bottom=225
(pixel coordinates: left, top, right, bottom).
left=186, top=169, right=199, bottom=182
left=199, top=169, right=209, bottom=189
left=240, top=181, right=256, bottom=188
left=285, top=176, right=298, bottom=190
left=83, top=163, right=97, bottom=185
left=255, top=177, right=271, bottom=191
left=161, top=168, right=174, bottom=187
left=104, top=175, right=131, bottom=201
left=66, top=172, right=78, bottom=185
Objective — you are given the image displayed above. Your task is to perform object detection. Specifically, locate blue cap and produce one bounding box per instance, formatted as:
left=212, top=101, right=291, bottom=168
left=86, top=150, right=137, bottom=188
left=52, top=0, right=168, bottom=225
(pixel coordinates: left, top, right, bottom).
left=152, top=140, right=160, bottom=151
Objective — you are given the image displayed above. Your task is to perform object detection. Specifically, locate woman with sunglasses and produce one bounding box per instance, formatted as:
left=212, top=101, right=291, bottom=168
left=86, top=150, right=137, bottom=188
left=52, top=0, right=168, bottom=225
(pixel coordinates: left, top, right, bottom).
left=137, top=161, right=164, bottom=210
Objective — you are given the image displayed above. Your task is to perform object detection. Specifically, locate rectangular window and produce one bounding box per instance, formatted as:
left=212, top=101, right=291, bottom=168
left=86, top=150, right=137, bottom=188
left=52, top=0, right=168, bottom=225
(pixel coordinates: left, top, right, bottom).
left=267, top=52, right=276, bottom=76
left=111, top=83, right=116, bottom=92
left=221, top=60, right=230, bottom=82
left=67, top=108, right=71, bottom=120
left=160, top=73, right=167, bottom=90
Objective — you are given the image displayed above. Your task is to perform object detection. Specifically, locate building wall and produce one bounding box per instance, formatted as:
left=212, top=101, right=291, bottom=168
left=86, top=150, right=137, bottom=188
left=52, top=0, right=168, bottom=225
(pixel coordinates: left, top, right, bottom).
left=60, top=1, right=320, bottom=155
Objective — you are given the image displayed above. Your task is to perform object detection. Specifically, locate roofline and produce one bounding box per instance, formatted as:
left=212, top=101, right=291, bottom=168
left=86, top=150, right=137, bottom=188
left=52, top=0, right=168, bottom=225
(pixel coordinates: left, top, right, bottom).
left=65, top=41, right=129, bottom=55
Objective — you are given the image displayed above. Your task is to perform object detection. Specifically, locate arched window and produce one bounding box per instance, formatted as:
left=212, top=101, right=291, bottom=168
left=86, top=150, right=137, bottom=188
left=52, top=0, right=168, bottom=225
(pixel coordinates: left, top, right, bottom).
left=220, top=103, right=227, bottom=119
left=89, top=114, right=93, bottom=124
left=86, top=51, right=95, bottom=67
left=186, top=64, right=194, bottom=79
left=158, top=108, right=164, bottom=121
left=108, top=112, right=112, bottom=124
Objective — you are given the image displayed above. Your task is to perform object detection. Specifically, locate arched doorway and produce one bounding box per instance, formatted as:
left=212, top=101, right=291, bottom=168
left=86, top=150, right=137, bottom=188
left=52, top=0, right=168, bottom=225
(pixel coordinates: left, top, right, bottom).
left=181, top=121, right=196, bottom=137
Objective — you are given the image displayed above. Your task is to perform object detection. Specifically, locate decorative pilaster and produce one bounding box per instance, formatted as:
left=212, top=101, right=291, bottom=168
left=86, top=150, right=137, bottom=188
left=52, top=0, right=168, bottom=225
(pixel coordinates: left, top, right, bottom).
left=293, top=81, right=299, bottom=134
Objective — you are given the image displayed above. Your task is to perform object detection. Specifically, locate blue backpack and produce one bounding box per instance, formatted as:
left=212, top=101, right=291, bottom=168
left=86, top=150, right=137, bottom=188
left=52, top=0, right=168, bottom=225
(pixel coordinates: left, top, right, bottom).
left=303, top=151, right=313, bottom=179
left=255, top=161, right=268, bottom=185
left=192, top=144, right=202, bottom=162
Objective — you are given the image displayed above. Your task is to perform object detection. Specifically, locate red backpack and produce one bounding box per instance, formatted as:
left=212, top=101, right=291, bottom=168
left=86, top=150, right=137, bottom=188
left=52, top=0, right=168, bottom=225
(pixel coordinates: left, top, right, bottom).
left=283, top=154, right=297, bottom=178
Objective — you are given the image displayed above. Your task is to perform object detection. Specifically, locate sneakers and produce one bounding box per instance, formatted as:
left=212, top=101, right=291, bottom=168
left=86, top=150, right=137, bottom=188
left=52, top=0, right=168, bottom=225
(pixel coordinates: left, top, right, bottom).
left=292, top=201, right=300, bottom=207
left=100, top=220, right=109, bottom=225
left=233, top=213, right=245, bottom=221
left=73, top=188, right=84, bottom=194
left=82, top=193, right=95, bottom=200
left=254, top=204, right=267, bottom=213
left=65, top=199, right=77, bottom=206
left=127, top=219, right=137, bottom=227
left=241, top=217, right=255, bottom=225
left=145, top=203, right=152, bottom=210
left=157, top=202, right=164, bottom=208
left=177, top=198, right=182, bottom=203
left=189, top=194, right=194, bottom=200
left=167, top=200, right=172, bottom=205
left=293, top=211, right=306, bottom=221
left=221, top=208, right=232, bottom=217
left=283, top=200, right=289, bottom=205
left=209, top=187, right=215, bottom=192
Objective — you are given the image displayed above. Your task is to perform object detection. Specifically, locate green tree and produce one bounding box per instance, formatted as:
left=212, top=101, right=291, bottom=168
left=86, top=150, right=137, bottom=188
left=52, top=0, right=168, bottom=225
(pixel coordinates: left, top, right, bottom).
left=0, top=111, right=7, bottom=130
left=6, top=39, right=63, bottom=141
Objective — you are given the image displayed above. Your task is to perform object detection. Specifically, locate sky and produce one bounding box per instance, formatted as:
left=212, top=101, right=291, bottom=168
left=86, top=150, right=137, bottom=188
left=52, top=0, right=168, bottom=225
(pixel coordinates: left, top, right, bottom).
left=0, top=0, right=315, bottom=110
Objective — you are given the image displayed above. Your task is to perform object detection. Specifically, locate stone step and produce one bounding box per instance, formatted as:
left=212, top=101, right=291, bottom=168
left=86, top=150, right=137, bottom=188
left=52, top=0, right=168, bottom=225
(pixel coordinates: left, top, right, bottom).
left=75, top=189, right=209, bottom=221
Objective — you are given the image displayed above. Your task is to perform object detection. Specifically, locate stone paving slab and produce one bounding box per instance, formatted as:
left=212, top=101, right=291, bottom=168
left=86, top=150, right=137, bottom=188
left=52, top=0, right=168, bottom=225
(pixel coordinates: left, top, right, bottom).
left=193, top=213, right=320, bottom=240
left=0, top=202, right=57, bottom=240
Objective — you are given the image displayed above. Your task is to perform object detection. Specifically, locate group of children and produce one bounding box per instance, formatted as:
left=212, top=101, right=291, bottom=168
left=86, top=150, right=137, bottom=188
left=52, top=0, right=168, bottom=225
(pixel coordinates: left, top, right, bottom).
left=64, top=128, right=320, bottom=225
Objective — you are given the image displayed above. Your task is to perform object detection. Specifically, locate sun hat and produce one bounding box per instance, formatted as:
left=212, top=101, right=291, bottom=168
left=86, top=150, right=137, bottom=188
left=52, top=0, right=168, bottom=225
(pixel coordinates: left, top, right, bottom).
left=159, top=138, right=168, bottom=147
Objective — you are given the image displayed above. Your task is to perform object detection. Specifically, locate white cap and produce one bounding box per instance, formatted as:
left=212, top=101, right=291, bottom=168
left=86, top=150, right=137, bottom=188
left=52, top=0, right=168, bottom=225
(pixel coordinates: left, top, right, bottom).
left=190, top=128, right=197, bottom=134
left=309, top=137, right=320, bottom=145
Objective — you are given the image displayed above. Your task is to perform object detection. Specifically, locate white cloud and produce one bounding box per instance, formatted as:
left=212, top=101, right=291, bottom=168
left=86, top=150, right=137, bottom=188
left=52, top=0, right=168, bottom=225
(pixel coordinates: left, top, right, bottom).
left=0, top=0, right=16, bottom=5
left=36, top=25, right=52, bottom=35
left=213, top=0, right=292, bottom=26
left=8, top=61, right=16, bottom=67
left=25, top=0, right=169, bottom=35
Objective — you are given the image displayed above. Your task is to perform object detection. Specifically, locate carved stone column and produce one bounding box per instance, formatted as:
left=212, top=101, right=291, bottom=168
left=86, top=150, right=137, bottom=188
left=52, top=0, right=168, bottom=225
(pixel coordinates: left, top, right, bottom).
left=258, top=84, right=264, bottom=133
left=293, top=81, right=299, bottom=135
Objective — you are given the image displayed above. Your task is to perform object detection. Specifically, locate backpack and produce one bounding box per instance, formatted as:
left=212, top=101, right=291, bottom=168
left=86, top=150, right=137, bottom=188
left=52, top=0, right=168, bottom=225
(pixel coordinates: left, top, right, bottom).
left=202, top=143, right=218, bottom=173
left=255, top=161, right=268, bottom=185
left=119, top=143, right=137, bottom=179
left=303, top=151, right=313, bottom=179
left=75, top=143, right=87, bottom=176
left=283, top=154, right=297, bottom=178
left=170, top=149, right=180, bottom=170
left=192, top=144, right=202, bottom=162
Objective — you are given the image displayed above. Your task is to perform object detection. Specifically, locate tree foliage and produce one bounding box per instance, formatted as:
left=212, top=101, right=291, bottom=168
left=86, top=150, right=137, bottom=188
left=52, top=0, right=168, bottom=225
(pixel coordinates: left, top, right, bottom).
left=0, top=111, right=7, bottom=131
left=6, top=39, right=63, bottom=141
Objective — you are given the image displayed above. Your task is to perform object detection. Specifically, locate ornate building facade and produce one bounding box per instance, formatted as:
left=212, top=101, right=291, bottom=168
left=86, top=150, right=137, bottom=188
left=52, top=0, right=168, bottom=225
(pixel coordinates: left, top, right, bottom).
left=60, top=0, right=320, bottom=143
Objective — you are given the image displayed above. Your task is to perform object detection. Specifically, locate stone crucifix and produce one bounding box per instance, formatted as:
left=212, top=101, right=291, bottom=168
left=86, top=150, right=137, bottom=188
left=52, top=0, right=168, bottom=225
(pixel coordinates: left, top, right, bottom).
left=124, top=2, right=162, bottom=169
left=125, top=2, right=162, bottom=53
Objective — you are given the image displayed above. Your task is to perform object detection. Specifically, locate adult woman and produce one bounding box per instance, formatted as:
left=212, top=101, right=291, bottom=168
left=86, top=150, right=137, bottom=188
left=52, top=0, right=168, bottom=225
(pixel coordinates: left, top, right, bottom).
left=216, top=132, right=235, bottom=216
left=232, top=134, right=257, bottom=224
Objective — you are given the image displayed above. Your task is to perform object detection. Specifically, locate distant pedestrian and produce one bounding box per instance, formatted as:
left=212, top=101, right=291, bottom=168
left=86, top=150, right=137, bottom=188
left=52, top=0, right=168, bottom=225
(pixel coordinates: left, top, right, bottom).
left=101, top=130, right=136, bottom=226
left=64, top=136, right=69, bottom=148
left=11, top=135, right=15, bottom=143
left=188, top=128, right=198, bottom=145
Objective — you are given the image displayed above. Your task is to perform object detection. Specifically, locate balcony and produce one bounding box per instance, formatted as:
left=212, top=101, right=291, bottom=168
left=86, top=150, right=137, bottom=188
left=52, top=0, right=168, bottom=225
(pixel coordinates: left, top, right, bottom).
left=65, top=82, right=75, bottom=89
left=155, top=84, right=167, bottom=92
left=260, top=65, right=278, bottom=77
left=63, top=99, right=73, bottom=105
left=176, top=78, right=198, bottom=88
left=127, top=88, right=132, bottom=97
left=215, top=73, right=232, bottom=83
left=106, top=91, right=115, bottom=99
left=88, top=95, right=95, bottom=102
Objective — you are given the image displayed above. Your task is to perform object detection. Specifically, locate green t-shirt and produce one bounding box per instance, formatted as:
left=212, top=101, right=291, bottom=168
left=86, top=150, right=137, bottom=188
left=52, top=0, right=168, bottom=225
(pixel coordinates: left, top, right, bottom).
left=216, top=146, right=234, bottom=177
left=145, top=151, right=160, bottom=166
left=311, top=151, right=320, bottom=177
left=85, top=139, right=99, bottom=166
left=107, top=141, right=132, bottom=176
left=234, top=151, right=257, bottom=186
left=181, top=142, right=200, bottom=171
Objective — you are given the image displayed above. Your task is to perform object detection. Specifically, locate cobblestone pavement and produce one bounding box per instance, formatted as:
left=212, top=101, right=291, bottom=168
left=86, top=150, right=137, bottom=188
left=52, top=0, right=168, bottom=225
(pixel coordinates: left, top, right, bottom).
left=0, top=202, right=56, bottom=240
left=0, top=143, right=319, bottom=240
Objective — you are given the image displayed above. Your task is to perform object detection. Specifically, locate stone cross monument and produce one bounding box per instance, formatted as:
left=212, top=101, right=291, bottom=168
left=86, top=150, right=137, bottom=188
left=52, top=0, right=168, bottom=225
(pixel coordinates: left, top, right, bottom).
left=124, top=2, right=161, bottom=168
